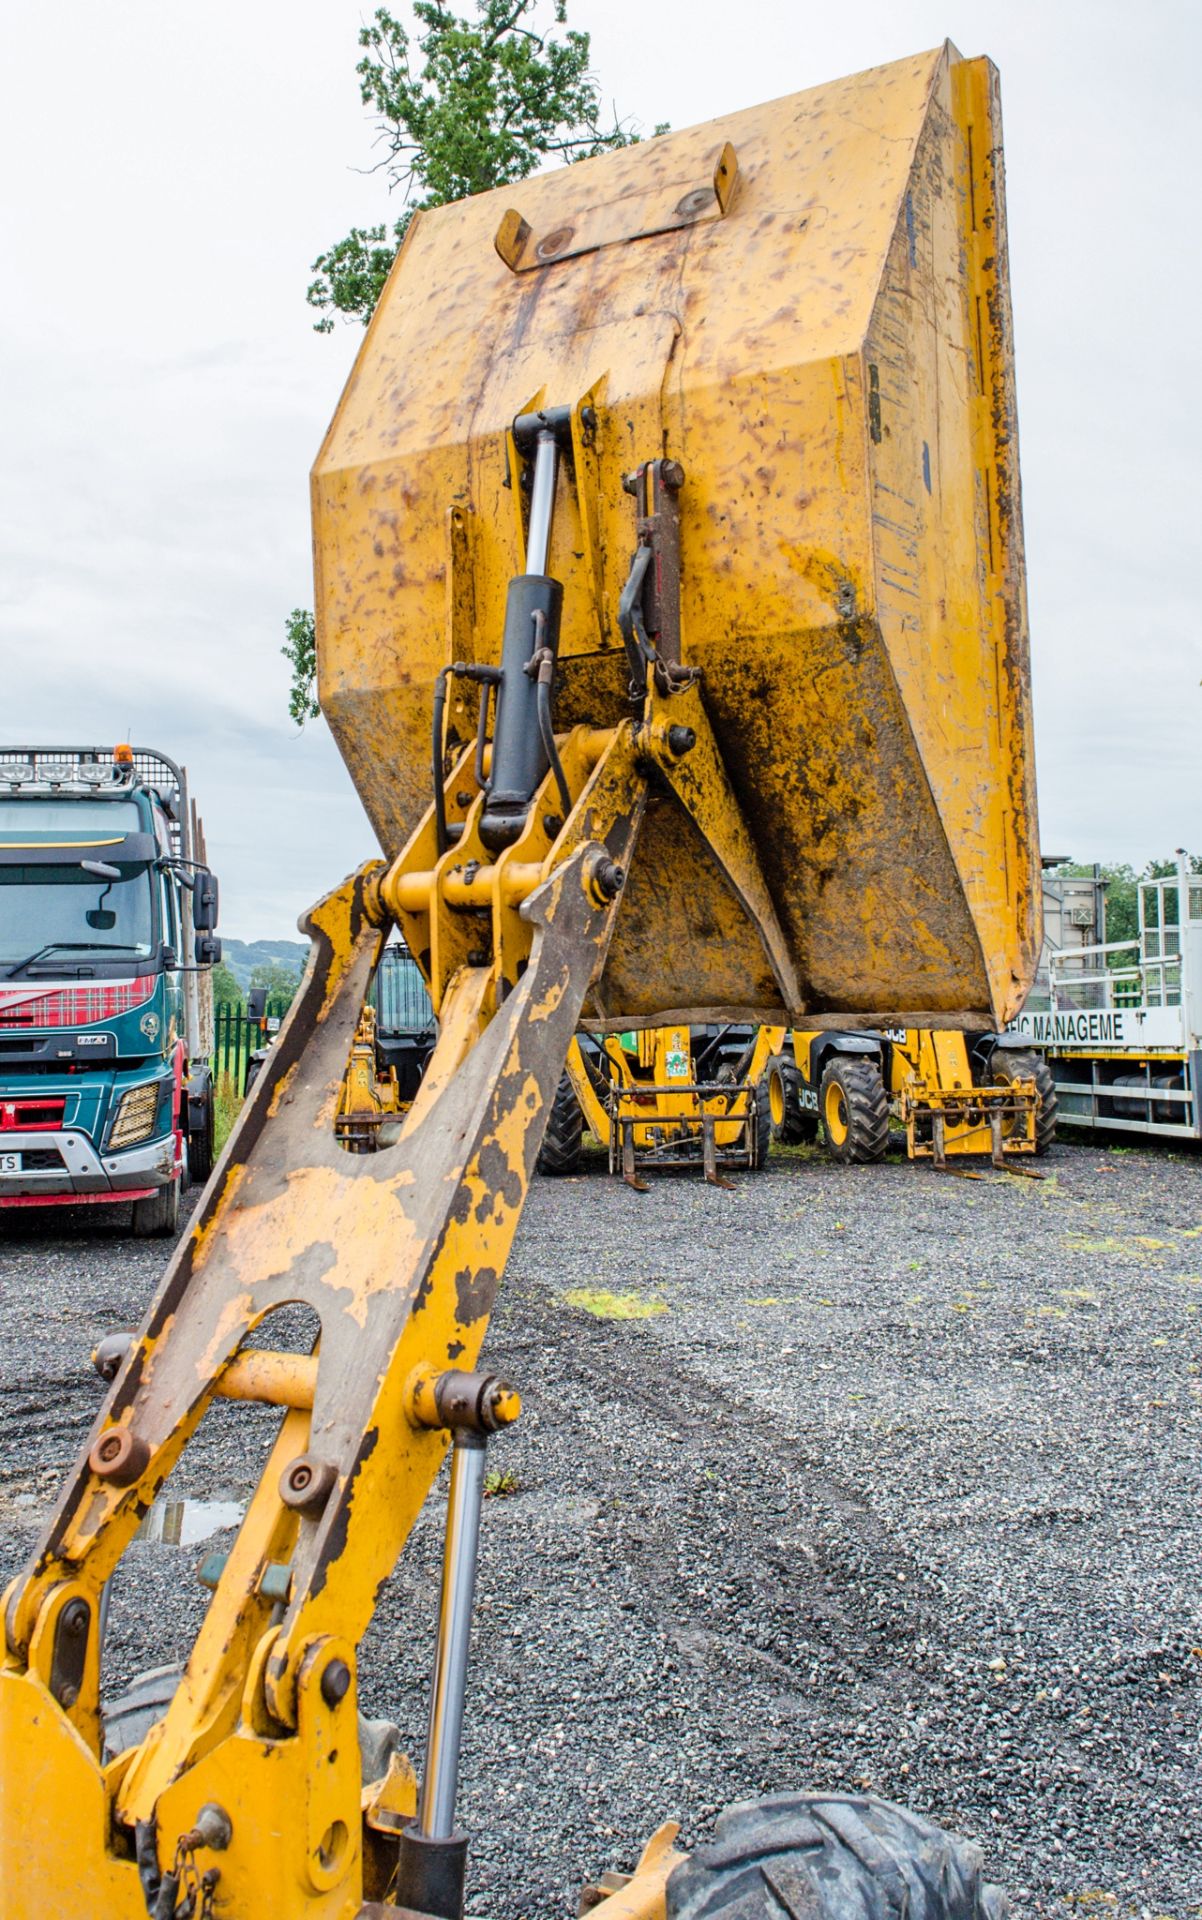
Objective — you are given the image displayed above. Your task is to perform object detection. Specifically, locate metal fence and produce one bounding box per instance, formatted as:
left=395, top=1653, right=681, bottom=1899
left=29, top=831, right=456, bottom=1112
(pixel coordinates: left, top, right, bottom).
left=212, top=997, right=293, bottom=1091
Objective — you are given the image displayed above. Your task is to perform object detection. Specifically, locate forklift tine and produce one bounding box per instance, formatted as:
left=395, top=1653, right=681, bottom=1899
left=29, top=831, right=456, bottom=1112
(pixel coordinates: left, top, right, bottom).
left=622, top=1122, right=649, bottom=1192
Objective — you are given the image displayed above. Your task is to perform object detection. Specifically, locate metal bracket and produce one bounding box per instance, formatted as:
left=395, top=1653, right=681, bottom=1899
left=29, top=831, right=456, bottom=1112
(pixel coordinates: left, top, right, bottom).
left=495, top=143, right=738, bottom=273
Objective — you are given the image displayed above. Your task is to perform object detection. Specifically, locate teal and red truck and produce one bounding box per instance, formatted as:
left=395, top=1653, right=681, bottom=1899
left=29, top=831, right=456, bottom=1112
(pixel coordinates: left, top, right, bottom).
left=0, top=745, right=221, bottom=1234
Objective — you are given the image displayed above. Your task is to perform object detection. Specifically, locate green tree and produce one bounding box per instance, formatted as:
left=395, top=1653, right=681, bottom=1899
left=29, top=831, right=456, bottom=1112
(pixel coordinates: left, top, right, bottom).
left=249, top=959, right=304, bottom=1011
left=287, top=1, right=661, bottom=723
left=210, top=960, right=244, bottom=1009
left=307, top=1, right=654, bottom=331
left=282, top=608, right=318, bottom=726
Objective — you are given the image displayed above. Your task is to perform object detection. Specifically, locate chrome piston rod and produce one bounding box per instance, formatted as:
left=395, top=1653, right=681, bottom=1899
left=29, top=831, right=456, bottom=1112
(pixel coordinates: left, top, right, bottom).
left=417, top=1430, right=488, bottom=1840
left=524, top=428, right=559, bottom=576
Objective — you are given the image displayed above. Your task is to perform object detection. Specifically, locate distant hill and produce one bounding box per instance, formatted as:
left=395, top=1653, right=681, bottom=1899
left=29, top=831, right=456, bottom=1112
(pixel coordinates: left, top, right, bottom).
left=221, top=938, right=309, bottom=990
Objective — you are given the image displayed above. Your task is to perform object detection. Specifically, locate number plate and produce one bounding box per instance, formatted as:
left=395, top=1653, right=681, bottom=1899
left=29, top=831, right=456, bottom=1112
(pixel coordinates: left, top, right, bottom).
left=0, top=1152, right=21, bottom=1174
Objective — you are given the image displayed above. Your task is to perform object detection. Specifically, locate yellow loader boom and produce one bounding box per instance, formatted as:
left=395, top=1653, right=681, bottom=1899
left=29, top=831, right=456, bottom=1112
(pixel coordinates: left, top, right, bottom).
left=1, top=43, right=1026, bottom=1919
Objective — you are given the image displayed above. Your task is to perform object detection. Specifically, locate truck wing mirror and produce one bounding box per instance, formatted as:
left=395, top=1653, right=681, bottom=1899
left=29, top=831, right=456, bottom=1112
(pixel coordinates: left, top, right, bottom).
left=193, top=869, right=219, bottom=931
left=246, top=987, right=267, bottom=1021
left=195, top=933, right=222, bottom=966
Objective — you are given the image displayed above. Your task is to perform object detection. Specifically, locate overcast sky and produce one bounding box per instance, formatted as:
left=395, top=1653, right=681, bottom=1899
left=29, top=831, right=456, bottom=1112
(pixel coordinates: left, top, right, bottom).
left=2, top=1, right=1197, bottom=940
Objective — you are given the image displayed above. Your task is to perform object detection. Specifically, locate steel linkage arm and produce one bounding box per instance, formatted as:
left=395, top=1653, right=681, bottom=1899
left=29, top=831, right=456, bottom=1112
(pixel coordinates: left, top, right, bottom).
left=0, top=725, right=647, bottom=1918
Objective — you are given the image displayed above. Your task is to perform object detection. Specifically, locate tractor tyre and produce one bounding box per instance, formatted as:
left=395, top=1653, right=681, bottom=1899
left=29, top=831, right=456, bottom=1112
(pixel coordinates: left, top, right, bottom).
left=537, top=1072, right=584, bottom=1176
left=187, top=1090, right=216, bottom=1186
left=818, top=1058, right=889, bottom=1164
left=766, top=1053, right=817, bottom=1146
left=991, top=1050, right=1057, bottom=1155
left=747, top=1074, right=774, bottom=1170
left=666, top=1792, right=1009, bottom=1920
left=131, top=1175, right=181, bottom=1238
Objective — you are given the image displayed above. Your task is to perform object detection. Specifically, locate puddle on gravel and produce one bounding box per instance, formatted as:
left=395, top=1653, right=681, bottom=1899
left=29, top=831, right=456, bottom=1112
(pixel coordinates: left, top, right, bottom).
left=137, top=1497, right=242, bottom=1547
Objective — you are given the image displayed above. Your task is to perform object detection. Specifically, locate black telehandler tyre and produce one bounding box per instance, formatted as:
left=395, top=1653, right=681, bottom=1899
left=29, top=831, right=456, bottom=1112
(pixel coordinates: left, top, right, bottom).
left=766, top=1053, right=818, bottom=1146
left=536, top=1072, right=583, bottom=1175
left=990, top=1049, right=1057, bottom=1155
left=666, top=1792, right=1009, bottom=1920
left=818, top=1057, right=889, bottom=1164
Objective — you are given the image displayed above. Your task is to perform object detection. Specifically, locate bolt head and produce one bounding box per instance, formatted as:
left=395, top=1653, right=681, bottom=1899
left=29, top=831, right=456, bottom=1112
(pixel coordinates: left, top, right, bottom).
left=321, top=1659, right=352, bottom=1708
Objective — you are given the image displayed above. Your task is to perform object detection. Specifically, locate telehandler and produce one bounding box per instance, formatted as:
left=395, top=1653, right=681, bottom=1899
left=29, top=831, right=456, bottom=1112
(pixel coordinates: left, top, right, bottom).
left=539, top=1024, right=773, bottom=1185
left=0, top=43, right=1034, bottom=1919
left=764, top=1027, right=1057, bottom=1168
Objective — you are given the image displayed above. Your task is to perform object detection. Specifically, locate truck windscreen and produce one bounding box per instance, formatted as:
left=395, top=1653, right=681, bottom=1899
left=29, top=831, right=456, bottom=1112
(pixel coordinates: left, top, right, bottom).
left=0, top=863, right=156, bottom=975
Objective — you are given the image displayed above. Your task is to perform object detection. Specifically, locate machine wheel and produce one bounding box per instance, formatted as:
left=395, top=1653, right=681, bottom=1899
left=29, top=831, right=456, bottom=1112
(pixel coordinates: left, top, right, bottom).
left=766, top=1053, right=817, bottom=1146
left=819, top=1058, right=889, bottom=1164
left=747, top=1075, right=774, bottom=1169
left=187, top=1089, right=216, bottom=1186
left=991, top=1049, right=1057, bottom=1155
left=131, top=1176, right=181, bottom=1238
left=667, top=1792, right=1009, bottom=1920
left=537, top=1072, right=583, bottom=1176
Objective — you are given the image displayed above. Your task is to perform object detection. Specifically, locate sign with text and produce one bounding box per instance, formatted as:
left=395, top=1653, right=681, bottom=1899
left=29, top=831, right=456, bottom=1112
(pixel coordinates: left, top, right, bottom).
left=1014, top=1006, right=1185, bottom=1052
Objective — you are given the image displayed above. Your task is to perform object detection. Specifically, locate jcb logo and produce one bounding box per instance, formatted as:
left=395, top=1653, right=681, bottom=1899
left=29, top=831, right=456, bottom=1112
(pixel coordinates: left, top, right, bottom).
left=798, top=1086, right=819, bottom=1111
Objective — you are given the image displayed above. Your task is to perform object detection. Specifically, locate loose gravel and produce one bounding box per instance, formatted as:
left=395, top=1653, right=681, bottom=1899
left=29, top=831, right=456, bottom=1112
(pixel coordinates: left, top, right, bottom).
left=1, top=1137, right=1199, bottom=1918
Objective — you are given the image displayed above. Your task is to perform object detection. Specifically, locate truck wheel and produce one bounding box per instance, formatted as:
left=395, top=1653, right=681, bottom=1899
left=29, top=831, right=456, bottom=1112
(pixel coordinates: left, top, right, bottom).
left=537, top=1073, right=583, bottom=1176
left=747, top=1074, right=774, bottom=1169
left=992, top=1049, right=1057, bottom=1155
left=667, top=1792, right=1009, bottom=1920
left=819, top=1058, right=889, bottom=1163
left=131, top=1177, right=181, bottom=1238
left=766, top=1053, right=817, bottom=1146
left=188, top=1092, right=215, bottom=1186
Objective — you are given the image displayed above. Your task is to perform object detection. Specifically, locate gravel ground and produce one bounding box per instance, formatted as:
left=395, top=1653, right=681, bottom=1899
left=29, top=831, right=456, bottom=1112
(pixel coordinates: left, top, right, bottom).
left=1, top=1137, right=1199, bottom=1917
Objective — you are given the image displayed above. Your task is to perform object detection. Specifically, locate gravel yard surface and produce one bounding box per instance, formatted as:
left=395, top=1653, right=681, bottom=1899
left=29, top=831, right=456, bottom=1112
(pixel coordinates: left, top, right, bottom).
left=1, top=1138, right=1199, bottom=1917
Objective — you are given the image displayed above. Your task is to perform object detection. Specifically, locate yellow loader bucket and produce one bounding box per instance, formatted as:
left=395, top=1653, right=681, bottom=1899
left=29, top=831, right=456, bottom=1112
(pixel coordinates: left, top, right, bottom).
left=314, top=40, right=1038, bottom=1028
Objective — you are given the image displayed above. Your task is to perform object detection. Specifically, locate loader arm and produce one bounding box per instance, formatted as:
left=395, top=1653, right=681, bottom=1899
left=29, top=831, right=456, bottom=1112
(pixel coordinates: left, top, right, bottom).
left=0, top=694, right=758, bottom=1914
left=0, top=719, right=657, bottom=1914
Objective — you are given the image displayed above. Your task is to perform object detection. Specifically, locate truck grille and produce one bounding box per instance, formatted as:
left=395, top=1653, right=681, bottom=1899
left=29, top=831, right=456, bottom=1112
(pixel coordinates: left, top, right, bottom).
left=19, top=1148, right=65, bottom=1171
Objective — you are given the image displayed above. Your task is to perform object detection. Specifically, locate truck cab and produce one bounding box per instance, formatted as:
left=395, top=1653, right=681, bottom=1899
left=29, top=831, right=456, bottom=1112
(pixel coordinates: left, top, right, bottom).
left=0, top=745, right=220, bottom=1234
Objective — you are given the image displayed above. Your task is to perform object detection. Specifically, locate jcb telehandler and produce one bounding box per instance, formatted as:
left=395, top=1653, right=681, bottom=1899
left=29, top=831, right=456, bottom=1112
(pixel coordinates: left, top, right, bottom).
left=0, top=43, right=1035, bottom=1919
left=539, top=1025, right=773, bottom=1186
left=764, top=1028, right=1057, bottom=1168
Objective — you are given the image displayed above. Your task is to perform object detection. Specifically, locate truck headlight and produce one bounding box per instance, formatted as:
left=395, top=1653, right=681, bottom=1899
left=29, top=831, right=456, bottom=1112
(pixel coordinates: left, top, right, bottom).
left=109, top=1083, right=162, bottom=1149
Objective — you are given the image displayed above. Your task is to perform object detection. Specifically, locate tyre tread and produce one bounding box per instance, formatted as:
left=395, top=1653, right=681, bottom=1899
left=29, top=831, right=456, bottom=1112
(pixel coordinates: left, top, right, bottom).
left=537, top=1072, right=584, bottom=1176
left=820, top=1059, right=889, bottom=1163
left=667, top=1791, right=1009, bottom=1920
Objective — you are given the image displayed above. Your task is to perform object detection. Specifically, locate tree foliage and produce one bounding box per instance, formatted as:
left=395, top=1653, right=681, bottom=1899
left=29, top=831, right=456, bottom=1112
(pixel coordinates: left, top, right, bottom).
left=210, top=959, right=244, bottom=1008
left=282, top=608, right=318, bottom=726
left=307, top=1, right=658, bottom=330
left=249, top=959, right=304, bottom=1008
left=290, top=1, right=661, bottom=725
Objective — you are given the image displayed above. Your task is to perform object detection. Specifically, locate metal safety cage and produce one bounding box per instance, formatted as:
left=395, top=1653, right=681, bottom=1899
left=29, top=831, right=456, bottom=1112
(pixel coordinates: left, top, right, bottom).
left=0, top=745, right=191, bottom=863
